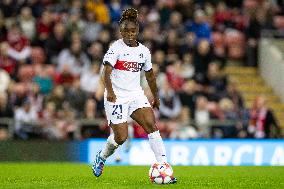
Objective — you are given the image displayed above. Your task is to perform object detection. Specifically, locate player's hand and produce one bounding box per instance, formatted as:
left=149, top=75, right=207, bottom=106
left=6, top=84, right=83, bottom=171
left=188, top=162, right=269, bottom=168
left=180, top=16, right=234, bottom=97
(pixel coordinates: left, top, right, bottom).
left=152, top=97, right=160, bottom=110
left=107, top=91, right=116, bottom=103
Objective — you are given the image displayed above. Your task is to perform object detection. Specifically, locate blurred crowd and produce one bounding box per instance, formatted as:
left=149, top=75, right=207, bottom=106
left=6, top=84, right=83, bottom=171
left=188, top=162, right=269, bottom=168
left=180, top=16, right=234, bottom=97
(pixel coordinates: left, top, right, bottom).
left=0, top=0, right=283, bottom=141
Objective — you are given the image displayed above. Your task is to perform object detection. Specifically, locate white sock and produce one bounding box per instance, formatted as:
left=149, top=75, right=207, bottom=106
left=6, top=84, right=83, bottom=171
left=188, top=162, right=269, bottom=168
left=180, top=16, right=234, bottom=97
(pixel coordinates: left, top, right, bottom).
left=148, top=130, right=167, bottom=163
left=100, top=134, right=119, bottom=160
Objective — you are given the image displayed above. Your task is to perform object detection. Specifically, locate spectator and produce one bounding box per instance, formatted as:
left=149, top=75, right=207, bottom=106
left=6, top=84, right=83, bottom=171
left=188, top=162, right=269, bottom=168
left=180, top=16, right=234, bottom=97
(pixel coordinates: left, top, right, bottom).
left=69, top=0, right=83, bottom=14
left=214, top=1, right=232, bottom=32
left=70, top=30, right=82, bottom=44
left=152, top=63, right=167, bottom=87
left=33, top=65, right=53, bottom=95
left=40, top=101, right=60, bottom=140
left=174, top=0, right=194, bottom=22
left=66, top=79, right=87, bottom=117
left=194, top=95, right=210, bottom=138
left=82, top=11, right=103, bottom=44
left=80, top=98, right=108, bottom=139
left=108, top=0, right=123, bottom=23
left=27, top=83, right=44, bottom=113
left=193, top=39, right=213, bottom=83
left=177, top=53, right=195, bottom=80
left=85, top=0, right=110, bottom=25
left=140, top=25, right=159, bottom=52
left=223, top=80, right=244, bottom=113
left=35, top=10, right=53, bottom=46
left=97, top=29, right=112, bottom=52
left=204, top=2, right=215, bottom=18
left=56, top=101, right=77, bottom=140
left=66, top=9, right=84, bottom=36
left=179, top=79, right=202, bottom=118
left=0, top=10, right=7, bottom=42
left=0, top=91, right=13, bottom=135
left=157, top=0, right=171, bottom=27
left=164, top=11, right=185, bottom=37
left=166, top=60, right=185, bottom=91
left=14, top=99, right=39, bottom=139
left=87, top=42, right=104, bottom=62
left=0, top=92, right=13, bottom=124
left=213, top=97, right=239, bottom=138
left=152, top=50, right=167, bottom=72
left=161, top=29, right=181, bottom=55
left=80, top=63, right=101, bottom=95
left=18, top=7, right=36, bottom=41
left=57, top=40, right=91, bottom=76
left=45, top=85, right=65, bottom=110
left=205, top=62, right=227, bottom=100
left=9, top=83, right=28, bottom=107
left=245, top=12, right=261, bottom=67
left=6, top=24, right=31, bottom=64
left=0, top=68, right=10, bottom=93
left=248, top=95, right=281, bottom=138
left=26, top=0, right=45, bottom=18
left=0, top=127, right=9, bottom=140
left=219, top=98, right=238, bottom=120
left=169, top=107, right=198, bottom=139
left=0, top=0, right=15, bottom=18
left=84, top=98, right=97, bottom=119
left=179, top=32, right=195, bottom=56
left=186, top=9, right=212, bottom=43
left=31, top=47, right=46, bottom=65
left=159, top=80, right=182, bottom=119
left=45, top=22, right=69, bottom=64
left=54, top=64, right=75, bottom=87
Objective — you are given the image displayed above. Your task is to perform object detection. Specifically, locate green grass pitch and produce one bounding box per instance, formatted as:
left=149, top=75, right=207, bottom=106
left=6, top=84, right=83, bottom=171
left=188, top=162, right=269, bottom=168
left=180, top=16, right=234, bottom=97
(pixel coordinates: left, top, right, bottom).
left=0, top=163, right=284, bottom=189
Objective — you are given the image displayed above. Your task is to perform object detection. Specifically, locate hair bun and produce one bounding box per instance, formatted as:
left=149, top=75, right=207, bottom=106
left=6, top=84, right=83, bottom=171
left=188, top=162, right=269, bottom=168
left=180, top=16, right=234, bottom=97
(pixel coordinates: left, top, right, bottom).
left=121, top=8, right=138, bottom=20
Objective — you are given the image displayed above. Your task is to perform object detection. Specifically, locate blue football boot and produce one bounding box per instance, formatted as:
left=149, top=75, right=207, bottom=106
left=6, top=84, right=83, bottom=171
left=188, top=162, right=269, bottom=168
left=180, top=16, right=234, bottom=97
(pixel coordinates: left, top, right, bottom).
left=92, top=150, right=106, bottom=177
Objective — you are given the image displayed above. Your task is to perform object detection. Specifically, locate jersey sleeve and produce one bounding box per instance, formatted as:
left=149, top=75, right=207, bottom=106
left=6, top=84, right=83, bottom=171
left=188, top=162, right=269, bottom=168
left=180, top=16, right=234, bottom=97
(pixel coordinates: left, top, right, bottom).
left=103, top=44, right=119, bottom=67
left=143, top=48, right=152, bottom=72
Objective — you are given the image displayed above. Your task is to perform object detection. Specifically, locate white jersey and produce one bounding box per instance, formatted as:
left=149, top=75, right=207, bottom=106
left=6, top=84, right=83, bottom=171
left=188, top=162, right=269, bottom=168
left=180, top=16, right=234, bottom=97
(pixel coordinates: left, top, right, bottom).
left=103, top=39, right=152, bottom=102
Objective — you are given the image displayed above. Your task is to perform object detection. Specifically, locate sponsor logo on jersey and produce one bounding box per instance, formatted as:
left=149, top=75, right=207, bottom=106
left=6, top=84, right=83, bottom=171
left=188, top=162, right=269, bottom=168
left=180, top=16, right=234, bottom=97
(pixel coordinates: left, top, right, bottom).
left=114, top=60, right=144, bottom=72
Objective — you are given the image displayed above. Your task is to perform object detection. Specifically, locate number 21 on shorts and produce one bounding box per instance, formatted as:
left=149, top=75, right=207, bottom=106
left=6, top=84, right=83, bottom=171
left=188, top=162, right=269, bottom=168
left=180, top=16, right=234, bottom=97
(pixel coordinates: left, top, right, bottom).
left=112, top=104, right=122, bottom=115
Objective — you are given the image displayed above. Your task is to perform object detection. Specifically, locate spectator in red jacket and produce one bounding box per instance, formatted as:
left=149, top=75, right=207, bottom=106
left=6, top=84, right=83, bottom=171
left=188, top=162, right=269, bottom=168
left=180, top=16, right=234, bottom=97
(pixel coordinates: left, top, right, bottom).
left=36, top=10, right=53, bottom=46
left=248, top=95, right=281, bottom=138
left=6, top=24, right=31, bottom=64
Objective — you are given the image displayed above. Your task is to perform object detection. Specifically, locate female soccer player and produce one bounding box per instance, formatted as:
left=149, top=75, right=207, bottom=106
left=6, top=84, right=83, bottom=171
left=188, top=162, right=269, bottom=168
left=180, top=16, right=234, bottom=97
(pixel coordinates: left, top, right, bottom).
left=92, top=8, right=177, bottom=183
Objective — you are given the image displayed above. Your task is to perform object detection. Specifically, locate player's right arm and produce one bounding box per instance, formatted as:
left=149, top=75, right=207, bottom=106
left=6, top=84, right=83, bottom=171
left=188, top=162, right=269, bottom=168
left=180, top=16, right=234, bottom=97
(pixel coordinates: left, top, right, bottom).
left=103, top=62, right=116, bottom=103
left=102, top=42, right=119, bottom=103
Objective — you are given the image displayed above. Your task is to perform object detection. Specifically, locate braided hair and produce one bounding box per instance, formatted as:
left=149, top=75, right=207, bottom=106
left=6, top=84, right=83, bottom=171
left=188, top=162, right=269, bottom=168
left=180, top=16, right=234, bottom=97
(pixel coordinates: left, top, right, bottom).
left=119, top=8, right=138, bottom=26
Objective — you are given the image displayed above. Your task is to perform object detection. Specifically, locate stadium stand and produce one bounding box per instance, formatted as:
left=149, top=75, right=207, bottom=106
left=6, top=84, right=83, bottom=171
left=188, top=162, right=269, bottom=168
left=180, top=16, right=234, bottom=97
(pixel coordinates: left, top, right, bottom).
left=0, top=0, right=283, bottom=141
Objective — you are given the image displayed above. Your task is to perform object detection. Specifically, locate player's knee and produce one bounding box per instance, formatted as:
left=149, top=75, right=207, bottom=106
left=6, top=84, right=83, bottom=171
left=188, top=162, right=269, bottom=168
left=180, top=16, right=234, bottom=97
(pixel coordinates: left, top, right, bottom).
left=114, top=135, right=127, bottom=145
left=144, top=119, right=157, bottom=134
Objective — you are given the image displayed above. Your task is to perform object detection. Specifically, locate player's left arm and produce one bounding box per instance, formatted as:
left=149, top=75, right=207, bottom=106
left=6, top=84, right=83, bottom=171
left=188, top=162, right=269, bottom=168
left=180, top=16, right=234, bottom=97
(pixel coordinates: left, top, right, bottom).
left=145, top=69, right=160, bottom=109
left=144, top=48, right=160, bottom=109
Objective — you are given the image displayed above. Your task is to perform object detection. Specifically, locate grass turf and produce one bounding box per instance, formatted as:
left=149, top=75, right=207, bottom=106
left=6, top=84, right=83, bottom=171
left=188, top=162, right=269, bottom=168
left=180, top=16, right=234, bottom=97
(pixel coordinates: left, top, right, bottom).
left=0, top=163, right=284, bottom=189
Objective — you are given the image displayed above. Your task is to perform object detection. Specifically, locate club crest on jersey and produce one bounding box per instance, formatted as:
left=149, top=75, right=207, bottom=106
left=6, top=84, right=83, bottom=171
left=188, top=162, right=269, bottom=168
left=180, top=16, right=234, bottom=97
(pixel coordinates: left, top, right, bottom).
left=106, top=50, right=114, bottom=55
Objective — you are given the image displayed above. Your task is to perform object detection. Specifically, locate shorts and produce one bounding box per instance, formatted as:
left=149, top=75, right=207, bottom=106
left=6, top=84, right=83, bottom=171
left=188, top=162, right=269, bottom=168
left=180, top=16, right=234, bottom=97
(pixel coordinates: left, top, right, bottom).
left=104, top=94, right=151, bottom=125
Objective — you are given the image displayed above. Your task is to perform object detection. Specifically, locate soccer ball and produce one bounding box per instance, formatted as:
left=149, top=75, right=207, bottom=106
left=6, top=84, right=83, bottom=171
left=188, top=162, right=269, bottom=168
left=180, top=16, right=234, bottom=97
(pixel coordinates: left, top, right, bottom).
left=149, top=162, right=174, bottom=184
